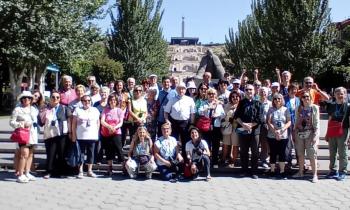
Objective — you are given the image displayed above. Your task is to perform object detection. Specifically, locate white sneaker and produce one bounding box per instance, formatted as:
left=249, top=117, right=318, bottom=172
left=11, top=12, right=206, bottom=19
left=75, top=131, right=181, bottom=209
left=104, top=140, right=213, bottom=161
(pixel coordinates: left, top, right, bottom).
left=26, top=173, right=36, bottom=181
left=312, top=175, right=318, bottom=183
left=76, top=172, right=84, bottom=179
left=17, top=175, right=29, bottom=183
left=213, top=164, right=219, bottom=169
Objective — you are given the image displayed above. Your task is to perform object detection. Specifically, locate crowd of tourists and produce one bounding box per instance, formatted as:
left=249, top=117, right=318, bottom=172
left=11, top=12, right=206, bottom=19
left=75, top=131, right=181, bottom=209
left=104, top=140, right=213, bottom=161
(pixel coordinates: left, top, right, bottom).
left=9, top=69, right=350, bottom=183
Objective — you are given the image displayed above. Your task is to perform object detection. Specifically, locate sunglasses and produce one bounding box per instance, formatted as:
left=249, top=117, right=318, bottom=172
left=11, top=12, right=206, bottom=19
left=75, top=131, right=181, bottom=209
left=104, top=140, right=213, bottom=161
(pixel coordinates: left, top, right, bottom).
left=302, top=95, right=310, bottom=98
left=305, top=82, right=313, bottom=85
left=245, top=89, right=253, bottom=91
left=254, top=84, right=261, bottom=87
left=82, top=100, right=91, bottom=102
left=22, top=96, right=32, bottom=100
left=134, top=89, right=142, bottom=92
left=273, top=98, right=282, bottom=101
left=51, top=96, right=60, bottom=99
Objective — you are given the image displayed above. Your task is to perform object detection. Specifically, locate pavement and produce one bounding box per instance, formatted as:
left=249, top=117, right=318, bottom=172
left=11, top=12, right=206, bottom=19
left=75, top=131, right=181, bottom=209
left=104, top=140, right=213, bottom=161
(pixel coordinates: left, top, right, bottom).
left=1, top=116, right=350, bottom=210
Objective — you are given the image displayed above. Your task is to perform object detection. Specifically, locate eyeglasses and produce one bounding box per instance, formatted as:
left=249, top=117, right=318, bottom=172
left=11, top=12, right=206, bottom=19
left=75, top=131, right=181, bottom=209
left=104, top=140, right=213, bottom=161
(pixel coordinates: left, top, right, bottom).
left=305, top=82, right=313, bottom=85
left=51, top=96, right=60, bottom=99
left=273, top=98, right=282, bottom=101
left=254, top=84, right=261, bottom=87
left=33, top=94, right=40, bottom=98
left=22, top=96, right=32, bottom=100
left=134, top=89, right=142, bottom=92
left=82, top=100, right=91, bottom=102
left=245, top=89, right=253, bottom=91
left=302, top=95, right=310, bottom=99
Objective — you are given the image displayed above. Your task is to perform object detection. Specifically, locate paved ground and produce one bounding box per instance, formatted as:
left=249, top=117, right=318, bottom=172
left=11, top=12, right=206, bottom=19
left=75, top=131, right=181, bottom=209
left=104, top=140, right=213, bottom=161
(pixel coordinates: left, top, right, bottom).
left=0, top=170, right=349, bottom=210
left=1, top=116, right=350, bottom=210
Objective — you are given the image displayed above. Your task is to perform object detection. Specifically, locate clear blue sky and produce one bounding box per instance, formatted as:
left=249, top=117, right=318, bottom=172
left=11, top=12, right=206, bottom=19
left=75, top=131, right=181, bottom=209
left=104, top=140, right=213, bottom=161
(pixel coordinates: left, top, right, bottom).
left=97, top=0, right=350, bottom=44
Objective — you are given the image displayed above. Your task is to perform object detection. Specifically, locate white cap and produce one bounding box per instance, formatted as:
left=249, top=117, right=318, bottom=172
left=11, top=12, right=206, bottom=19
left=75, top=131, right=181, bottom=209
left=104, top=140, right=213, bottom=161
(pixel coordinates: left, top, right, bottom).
left=186, top=81, right=196, bottom=89
left=282, top=71, right=291, bottom=75
left=232, top=79, right=241, bottom=84
left=271, top=82, right=280, bottom=87
left=148, top=74, right=157, bottom=78
left=177, top=82, right=187, bottom=89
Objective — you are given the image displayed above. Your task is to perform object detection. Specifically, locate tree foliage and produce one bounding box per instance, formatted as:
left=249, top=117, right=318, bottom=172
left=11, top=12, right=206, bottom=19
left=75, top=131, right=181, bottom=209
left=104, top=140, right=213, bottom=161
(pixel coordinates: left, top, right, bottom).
left=0, top=0, right=107, bottom=101
left=333, top=25, right=350, bottom=82
left=225, top=0, right=342, bottom=81
left=107, top=0, right=168, bottom=82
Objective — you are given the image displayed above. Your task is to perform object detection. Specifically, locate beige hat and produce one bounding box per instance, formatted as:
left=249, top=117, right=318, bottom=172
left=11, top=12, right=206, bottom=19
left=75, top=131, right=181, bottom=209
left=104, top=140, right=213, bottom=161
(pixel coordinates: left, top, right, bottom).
left=186, top=81, right=197, bottom=89
left=177, top=82, right=187, bottom=89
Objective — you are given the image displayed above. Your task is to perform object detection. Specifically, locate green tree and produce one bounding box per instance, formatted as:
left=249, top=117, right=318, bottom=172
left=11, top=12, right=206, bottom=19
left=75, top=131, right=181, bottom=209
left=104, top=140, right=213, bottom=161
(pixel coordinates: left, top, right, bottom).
left=334, top=25, right=350, bottom=82
left=107, top=0, right=168, bottom=82
left=225, top=0, right=342, bottom=81
left=0, top=0, right=107, bottom=102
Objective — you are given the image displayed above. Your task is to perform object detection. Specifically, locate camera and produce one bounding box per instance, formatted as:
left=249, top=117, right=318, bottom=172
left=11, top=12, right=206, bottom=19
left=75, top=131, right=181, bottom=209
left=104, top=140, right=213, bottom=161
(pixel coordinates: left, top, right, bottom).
left=138, top=113, right=143, bottom=118
left=301, top=120, right=307, bottom=127
left=193, top=148, right=203, bottom=156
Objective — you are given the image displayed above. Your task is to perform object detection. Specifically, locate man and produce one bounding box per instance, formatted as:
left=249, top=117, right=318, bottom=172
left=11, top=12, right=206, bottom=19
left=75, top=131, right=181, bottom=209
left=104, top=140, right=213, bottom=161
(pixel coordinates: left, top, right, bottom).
left=154, top=123, right=184, bottom=182
left=164, top=82, right=195, bottom=155
left=276, top=68, right=292, bottom=96
left=59, top=75, right=77, bottom=106
left=148, top=74, right=160, bottom=100
left=268, top=82, right=280, bottom=100
left=170, top=76, right=179, bottom=90
left=296, top=76, right=329, bottom=105
left=126, top=77, right=136, bottom=97
left=201, top=72, right=216, bottom=89
left=224, top=72, right=234, bottom=91
left=157, top=76, right=177, bottom=138
left=86, top=75, right=97, bottom=95
left=234, top=84, right=261, bottom=179
left=232, top=79, right=245, bottom=98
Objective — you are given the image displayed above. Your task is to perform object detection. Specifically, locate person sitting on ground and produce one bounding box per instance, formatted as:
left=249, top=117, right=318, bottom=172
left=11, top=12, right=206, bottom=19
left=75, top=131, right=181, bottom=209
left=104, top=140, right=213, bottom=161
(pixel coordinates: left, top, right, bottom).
left=126, top=126, right=156, bottom=179
left=185, top=127, right=211, bottom=181
left=154, top=123, right=184, bottom=182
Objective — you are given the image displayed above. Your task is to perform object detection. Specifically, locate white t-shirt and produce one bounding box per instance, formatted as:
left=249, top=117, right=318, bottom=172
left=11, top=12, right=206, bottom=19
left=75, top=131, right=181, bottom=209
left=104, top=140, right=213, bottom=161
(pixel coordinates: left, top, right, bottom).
left=73, top=106, right=100, bottom=140
left=164, top=95, right=196, bottom=121
left=154, top=136, right=178, bottom=166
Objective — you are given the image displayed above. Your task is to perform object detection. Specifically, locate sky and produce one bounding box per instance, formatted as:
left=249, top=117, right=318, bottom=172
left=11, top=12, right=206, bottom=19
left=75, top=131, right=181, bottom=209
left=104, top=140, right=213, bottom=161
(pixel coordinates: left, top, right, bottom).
left=96, top=0, right=350, bottom=44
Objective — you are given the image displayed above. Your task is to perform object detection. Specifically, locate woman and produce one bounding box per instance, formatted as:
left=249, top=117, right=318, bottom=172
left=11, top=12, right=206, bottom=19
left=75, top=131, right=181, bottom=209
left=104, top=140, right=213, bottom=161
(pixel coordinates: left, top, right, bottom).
left=197, top=88, right=225, bottom=168
left=185, top=127, right=211, bottom=181
left=39, top=90, right=69, bottom=178
left=32, top=90, right=45, bottom=110
left=266, top=93, right=291, bottom=179
left=100, top=94, right=124, bottom=176
left=93, top=86, right=110, bottom=164
left=323, top=87, right=349, bottom=181
left=71, top=95, right=100, bottom=178
left=141, top=79, right=150, bottom=97
left=128, top=85, right=148, bottom=137
left=145, top=89, right=158, bottom=140
left=293, top=92, right=320, bottom=183
left=195, top=83, right=208, bottom=116
left=113, top=80, right=130, bottom=146
left=10, top=91, right=39, bottom=183
left=186, top=80, right=197, bottom=98
left=126, top=126, right=156, bottom=179
left=221, top=91, right=240, bottom=167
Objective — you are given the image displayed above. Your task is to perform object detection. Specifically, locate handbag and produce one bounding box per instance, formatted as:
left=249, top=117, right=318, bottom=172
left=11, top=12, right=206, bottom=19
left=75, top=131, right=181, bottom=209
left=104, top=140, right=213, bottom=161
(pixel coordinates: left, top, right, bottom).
left=196, top=116, right=211, bottom=132
left=326, top=120, right=343, bottom=138
left=100, top=123, right=117, bottom=137
left=10, top=128, right=30, bottom=144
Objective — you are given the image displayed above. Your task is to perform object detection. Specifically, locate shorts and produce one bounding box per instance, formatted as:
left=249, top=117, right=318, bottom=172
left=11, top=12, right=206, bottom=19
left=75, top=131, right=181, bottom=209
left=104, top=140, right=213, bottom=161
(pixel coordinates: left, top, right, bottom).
left=223, top=132, right=239, bottom=146
left=295, top=131, right=317, bottom=160
left=18, top=143, right=35, bottom=149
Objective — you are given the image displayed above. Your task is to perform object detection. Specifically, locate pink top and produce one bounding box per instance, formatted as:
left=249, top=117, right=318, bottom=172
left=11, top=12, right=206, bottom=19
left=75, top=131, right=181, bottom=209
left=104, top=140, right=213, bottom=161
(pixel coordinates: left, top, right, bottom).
left=101, top=107, right=124, bottom=135
left=60, top=89, right=77, bottom=106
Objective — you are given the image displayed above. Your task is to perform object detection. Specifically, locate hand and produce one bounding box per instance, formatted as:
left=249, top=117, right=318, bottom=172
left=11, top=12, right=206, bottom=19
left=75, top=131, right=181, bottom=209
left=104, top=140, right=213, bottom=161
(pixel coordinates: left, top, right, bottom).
left=165, top=160, right=172, bottom=168
left=275, top=68, right=280, bottom=74
left=242, top=68, right=247, bottom=74
left=254, top=69, right=259, bottom=74
left=177, top=155, right=184, bottom=163
left=312, top=83, right=320, bottom=91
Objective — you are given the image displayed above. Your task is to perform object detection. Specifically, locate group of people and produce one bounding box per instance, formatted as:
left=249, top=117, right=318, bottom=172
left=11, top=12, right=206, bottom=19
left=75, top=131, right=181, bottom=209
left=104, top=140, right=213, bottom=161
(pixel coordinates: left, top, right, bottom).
left=9, top=69, right=350, bottom=183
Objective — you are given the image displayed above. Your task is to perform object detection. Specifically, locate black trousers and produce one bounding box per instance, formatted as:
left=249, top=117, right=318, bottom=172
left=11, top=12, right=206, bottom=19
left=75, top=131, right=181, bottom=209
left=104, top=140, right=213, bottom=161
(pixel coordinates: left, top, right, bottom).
left=45, top=135, right=67, bottom=175
left=267, top=138, right=288, bottom=164
left=102, top=134, right=123, bottom=163
left=169, top=117, right=190, bottom=156
left=202, top=127, right=222, bottom=165
left=238, top=133, right=259, bottom=174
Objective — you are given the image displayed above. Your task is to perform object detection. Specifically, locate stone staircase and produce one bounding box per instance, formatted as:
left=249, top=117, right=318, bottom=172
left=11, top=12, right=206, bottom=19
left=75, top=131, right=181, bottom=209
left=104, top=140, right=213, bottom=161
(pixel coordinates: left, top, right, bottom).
left=0, top=114, right=340, bottom=175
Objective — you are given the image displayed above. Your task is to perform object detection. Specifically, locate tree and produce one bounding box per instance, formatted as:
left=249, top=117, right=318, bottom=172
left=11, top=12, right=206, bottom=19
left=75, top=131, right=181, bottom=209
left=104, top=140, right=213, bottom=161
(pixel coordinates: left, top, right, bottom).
left=333, top=25, right=350, bottom=82
left=0, top=0, right=107, bottom=103
left=107, top=0, right=168, bottom=82
left=225, top=0, right=342, bottom=82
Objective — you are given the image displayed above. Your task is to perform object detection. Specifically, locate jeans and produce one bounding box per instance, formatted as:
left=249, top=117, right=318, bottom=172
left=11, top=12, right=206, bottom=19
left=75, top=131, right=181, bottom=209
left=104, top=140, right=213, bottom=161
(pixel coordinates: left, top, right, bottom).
left=78, top=140, right=96, bottom=164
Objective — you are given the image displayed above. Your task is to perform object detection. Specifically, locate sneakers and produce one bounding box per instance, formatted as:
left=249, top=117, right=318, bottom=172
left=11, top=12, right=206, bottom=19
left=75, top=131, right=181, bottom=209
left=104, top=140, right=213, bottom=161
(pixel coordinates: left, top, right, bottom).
left=326, top=171, right=339, bottom=179
left=312, top=175, right=318, bottom=183
left=17, top=174, right=29, bottom=183
left=262, top=162, right=269, bottom=169
left=87, top=171, right=97, bottom=178
left=76, top=172, right=84, bottom=179
left=213, top=164, right=219, bottom=169
left=336, top=173, right=346, bottom=181
left=25, top=172, right=36, bottom=181
left=280, top=172, right=287, bottom=180
left=43, top=174, right=51, bottom=179
left=169, top=178, right=178, bottom=183
left=252, top=174, right=259, bottom=179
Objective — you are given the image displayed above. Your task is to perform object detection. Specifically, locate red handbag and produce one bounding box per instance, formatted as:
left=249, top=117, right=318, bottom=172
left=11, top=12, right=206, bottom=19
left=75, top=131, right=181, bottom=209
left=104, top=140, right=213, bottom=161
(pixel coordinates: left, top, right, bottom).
left=184, top=163, right=192, bottom=178
left=10, top=128, right=30, bottom=144
left=101, top=122, right=117, bottom=137
left=196, top=116, right=212, bottom=132
left=326, top=120, right=343, bottom=138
